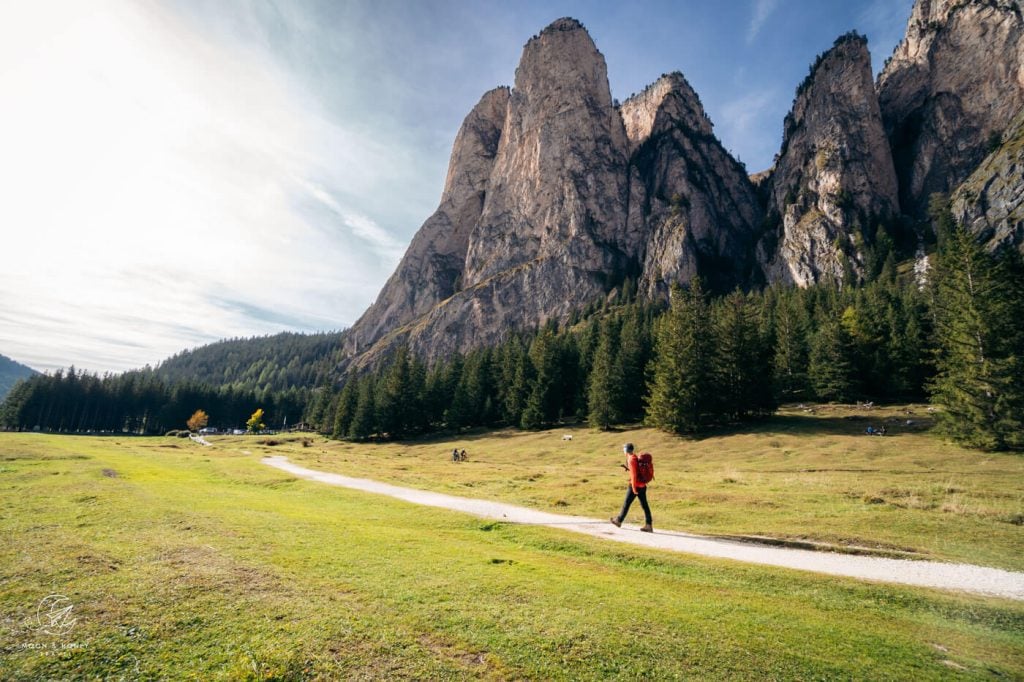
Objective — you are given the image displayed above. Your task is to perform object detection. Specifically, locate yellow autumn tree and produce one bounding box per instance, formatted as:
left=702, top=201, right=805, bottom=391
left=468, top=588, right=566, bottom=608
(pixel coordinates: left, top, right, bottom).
left=246, top=408, right=265, bottom=433
left=186, top=409, right=209, bottom=432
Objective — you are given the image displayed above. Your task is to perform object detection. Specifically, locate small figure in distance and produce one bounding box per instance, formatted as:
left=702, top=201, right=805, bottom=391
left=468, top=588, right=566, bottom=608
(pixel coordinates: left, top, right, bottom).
left=452, top=448, right=460, bottom=462
left=460, top=449, right=468, bottom=462
left=609, top=442, right=653, bottom=532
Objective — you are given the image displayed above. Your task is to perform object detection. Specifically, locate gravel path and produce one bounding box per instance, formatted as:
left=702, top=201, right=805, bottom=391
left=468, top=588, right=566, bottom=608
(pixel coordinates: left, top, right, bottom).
left=264, top=455, right=1024, bottom=601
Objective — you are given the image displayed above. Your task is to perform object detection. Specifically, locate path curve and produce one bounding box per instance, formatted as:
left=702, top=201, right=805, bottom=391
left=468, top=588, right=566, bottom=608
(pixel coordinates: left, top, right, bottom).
left=263, top=456, right=1024, bottom=601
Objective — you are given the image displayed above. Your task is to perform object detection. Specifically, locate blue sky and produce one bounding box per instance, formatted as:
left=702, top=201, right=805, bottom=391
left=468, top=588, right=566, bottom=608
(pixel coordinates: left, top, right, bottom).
left=0, top=0, right=914, bottom=374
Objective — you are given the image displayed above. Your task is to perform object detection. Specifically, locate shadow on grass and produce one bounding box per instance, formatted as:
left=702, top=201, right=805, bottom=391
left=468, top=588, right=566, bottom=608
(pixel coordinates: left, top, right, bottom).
left=699, top=414, right=936, bottom=440
left=352, top=409, right=936, bottom=446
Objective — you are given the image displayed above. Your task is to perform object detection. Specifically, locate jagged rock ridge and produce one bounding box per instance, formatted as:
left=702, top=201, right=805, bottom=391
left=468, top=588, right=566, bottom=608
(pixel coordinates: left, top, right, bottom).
left=877, top=0, right=1024, bottom=218
left=343, top=19, right=762, bottom=368
left=339, top=4, right=1024, bottom=371
left=621, top=73, right=762, bottom=296
left=759, top=33, right=899, bottom=286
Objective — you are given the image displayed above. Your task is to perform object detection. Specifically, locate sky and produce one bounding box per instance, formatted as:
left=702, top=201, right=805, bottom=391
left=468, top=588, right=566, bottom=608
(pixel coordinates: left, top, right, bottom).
left=0, top=0, right=915, bottom=375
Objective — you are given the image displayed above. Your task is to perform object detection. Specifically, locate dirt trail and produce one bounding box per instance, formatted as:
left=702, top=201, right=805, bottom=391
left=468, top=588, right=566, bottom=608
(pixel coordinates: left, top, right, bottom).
left=263, top=455, right=1024, bottom=601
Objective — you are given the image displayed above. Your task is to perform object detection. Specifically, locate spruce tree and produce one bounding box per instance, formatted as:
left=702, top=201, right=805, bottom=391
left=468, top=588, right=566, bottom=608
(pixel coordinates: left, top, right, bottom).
left=348, top=375, right=377, bottom=440
left=930, top=217, right=1024, bottom=450
left=772, top=294, right=811, bottom=402
left=587, top=318, right=623, bottom=429
left=808, top=317, right=857, bottom=402
left=376, top=348, right=414, bottom=438
left=522, top=328, right=562, bottom=428
left=645, top=280, right=713, bottom=434
left=714, top=291, right=765, bottom=420
left=617, top=305, right=650, bottom=421
left=506, top=341, right=533, bottom=427
left=331, top=378, right=357, bottom=438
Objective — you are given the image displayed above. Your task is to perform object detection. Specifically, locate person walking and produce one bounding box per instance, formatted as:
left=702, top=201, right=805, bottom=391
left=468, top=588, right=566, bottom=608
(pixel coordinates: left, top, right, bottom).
left=610, top=442, right=653, bottom=532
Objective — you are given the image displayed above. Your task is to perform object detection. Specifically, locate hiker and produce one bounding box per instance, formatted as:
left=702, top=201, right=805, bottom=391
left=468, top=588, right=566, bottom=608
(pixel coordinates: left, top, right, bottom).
left=460, top=449, right=467, bottom=461
left=609, top=442, right=653, bottom=532
left=452, top=448, right=460, bottom=462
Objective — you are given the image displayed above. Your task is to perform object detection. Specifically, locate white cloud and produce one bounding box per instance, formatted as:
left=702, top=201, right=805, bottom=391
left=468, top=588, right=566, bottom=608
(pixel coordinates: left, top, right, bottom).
left=716, top=88, right=783, bottom=171
left=747, top=0, right=780, bottom=44
left=0, top=0, right=409, bottom=373
left=297, top=178, right=407, bottom=262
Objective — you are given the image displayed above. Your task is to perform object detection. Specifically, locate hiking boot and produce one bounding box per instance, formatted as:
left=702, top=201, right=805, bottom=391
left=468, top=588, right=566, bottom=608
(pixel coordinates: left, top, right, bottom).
left=609, top=517, right=622, bottom=527
left=640, top=524, right=653, bottom=533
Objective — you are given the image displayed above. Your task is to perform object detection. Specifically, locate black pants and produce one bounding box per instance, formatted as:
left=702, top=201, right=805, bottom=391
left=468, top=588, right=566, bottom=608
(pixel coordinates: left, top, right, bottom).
left=617, top=485, right=652, bottom=525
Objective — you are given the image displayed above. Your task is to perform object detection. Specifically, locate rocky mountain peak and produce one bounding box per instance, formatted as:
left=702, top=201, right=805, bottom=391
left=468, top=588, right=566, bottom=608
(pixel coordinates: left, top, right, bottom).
left=877, top=0, right=1024, bottom=217
left=462, top=15, right=629, bottom=287
left=760, top=32, right=898, bottom=286
left=513, top=17, right=612, bottom=111
left=535, top=16, right=586, bottom=37
left=623, top=70, right=762, bottom=296
left=620, top=72, right=713, bottom=155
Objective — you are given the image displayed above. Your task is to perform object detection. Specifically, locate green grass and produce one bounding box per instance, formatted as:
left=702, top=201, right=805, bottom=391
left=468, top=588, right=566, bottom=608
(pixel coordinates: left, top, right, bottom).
left=1, top=422, right=1023, bottom=680
left=267, top=404, right=1024, bottom=571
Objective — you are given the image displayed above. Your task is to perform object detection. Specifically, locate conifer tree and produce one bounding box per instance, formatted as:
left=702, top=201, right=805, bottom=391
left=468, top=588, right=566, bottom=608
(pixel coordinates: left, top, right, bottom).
left=573, top=318, right=601, bottom=419
left=617, top=305, right=650, bottom=421
left=587, top=317, right=623, bottom=429
left=186, top=409, right=208, bottom=432
left=772, top=293, right=810, bottom=402
left=646, top=280, right=713, bottom=434
left=713, top=291, right=767, bottom=420
left=522, top=327, right=562, bottom=428
left=348, top=375, right=377, bottom=440
left=504, top=340, right=533, bottom=427
left=449, top=349, right=490, bottom=430
left=376, top=348, right=415, bottom=438
left=930, top=215, right=1024, bottom=450
left=808, top=317, right=857, bottom=402
left=331, top=378, right=358, bottom=438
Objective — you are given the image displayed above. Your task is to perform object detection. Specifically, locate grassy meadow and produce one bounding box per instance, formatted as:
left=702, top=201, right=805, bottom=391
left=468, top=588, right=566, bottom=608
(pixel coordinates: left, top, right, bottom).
left=1, top=404, right=1023, bottom=679
left=278, top=404, right=1024, bottom=571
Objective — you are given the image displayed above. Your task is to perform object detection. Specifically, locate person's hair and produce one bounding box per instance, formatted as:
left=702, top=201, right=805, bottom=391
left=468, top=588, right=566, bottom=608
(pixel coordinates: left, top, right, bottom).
left=623, top=442, right=634, bottom=453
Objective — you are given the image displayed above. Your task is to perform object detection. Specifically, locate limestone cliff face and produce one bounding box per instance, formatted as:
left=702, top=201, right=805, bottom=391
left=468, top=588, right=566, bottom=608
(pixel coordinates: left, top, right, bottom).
left=951, top=110, right=1024, bottom=252
left=621, top=73, right=763, bottom=295
left=463, top=18, right=633, bottom=287
left=344, top=18, right=637, bottom=368
left=761, top=34, right=899, bottom=286
left=343, top=87, right=509, bottom=355
left=877, top=0, right=1024, bottom=218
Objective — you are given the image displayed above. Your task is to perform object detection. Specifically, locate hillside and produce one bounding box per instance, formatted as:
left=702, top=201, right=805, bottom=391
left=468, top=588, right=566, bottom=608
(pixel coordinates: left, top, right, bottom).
left=152, top=331, right=343, bottom=392
left=0, top=354, right=36, bottom=401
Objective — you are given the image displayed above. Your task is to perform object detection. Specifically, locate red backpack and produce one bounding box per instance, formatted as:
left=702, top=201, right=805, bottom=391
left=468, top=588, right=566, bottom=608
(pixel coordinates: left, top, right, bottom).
left=635, top=452, right=654, bottom=484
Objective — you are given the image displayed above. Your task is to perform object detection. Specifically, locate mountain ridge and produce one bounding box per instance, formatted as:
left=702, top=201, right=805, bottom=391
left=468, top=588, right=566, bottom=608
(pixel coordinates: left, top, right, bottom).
left=0, top=354, right=38, bottom=402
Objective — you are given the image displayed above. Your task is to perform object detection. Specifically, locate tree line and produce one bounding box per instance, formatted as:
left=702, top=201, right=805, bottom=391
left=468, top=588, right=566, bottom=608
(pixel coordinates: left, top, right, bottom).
left=306, top=271, right=931, bottom=440
left=0, top=367, right=306, bottom=435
